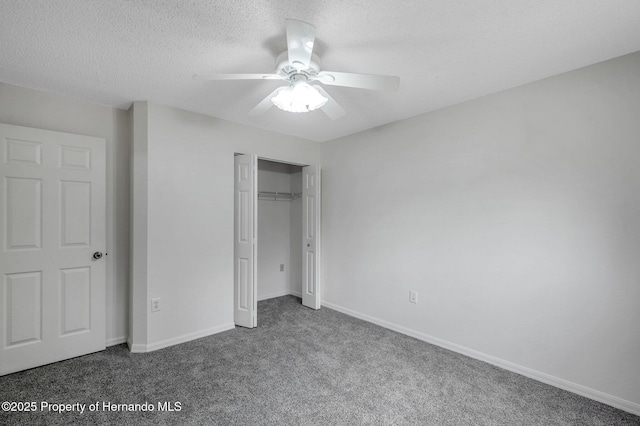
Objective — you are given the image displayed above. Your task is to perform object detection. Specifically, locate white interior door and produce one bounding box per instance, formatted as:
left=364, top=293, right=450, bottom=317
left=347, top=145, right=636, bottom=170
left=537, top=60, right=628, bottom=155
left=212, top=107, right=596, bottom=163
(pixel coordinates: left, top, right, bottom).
left=0, top=123, right=106, bottom=375
left=234, top=154, right=257, bottom=328
left=302, top=165, right=321, bottom=309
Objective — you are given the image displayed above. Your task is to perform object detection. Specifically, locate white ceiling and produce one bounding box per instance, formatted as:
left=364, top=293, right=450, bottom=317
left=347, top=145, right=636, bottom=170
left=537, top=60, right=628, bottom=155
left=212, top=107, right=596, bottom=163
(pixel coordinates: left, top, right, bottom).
left=1, top=1, right=640, bottom=142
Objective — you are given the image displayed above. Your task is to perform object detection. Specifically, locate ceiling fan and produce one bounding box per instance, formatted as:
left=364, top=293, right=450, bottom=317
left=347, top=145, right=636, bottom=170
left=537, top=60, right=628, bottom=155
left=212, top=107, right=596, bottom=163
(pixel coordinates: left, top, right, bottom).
left=194, top=19, right=400, bottom=119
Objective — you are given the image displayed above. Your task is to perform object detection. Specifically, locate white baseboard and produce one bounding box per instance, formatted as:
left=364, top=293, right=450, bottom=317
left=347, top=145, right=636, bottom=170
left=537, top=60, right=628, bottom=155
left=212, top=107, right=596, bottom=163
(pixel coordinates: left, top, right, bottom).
left=321, top=300, right=640, bottom=416
left=128, top=341, right=144, bottom=353
left=128, top=323, right=236, bottom=353
left=258, top=289, right=291, bottom=301
left=106, top=336, right=127, bottom=347
left=290, top=290, right=302, bottom=298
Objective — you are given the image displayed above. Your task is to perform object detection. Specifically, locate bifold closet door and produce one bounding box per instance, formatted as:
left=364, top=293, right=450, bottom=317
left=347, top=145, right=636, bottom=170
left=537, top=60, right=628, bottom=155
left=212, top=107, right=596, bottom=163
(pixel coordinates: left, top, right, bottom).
left=302, top=165, right=321, bottom=310
left=234, top=154, right=257, bottom=328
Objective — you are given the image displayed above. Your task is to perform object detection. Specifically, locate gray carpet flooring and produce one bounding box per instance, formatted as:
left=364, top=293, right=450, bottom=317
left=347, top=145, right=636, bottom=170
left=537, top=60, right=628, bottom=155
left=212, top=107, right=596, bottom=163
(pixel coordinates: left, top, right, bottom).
left=0, top=295, right=638, bottom=425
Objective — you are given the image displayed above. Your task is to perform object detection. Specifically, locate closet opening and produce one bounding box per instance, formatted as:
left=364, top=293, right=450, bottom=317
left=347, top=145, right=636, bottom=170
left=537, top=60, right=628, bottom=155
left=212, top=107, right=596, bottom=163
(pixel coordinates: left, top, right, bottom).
left=257, top=159, right=304, bottom=301
left=233, top=154, right=321, bottom=328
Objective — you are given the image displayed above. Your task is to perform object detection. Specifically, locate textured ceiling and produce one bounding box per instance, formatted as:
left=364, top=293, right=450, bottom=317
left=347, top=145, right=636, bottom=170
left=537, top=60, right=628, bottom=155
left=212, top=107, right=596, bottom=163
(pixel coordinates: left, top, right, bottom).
left=1, top=1, right=640, bottom=142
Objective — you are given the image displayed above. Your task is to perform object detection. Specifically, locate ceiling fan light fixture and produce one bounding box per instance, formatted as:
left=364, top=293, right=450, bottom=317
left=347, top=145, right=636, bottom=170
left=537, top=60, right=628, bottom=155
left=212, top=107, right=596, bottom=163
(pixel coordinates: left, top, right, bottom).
left=195, top=19, right=398, bottom=119
left=271, top=81, right=327, bottom=113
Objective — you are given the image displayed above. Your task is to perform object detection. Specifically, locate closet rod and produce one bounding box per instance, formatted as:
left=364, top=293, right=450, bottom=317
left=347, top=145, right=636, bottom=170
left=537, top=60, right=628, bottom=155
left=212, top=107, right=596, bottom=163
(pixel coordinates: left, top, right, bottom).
left=257, top=191, right=301, bottom=201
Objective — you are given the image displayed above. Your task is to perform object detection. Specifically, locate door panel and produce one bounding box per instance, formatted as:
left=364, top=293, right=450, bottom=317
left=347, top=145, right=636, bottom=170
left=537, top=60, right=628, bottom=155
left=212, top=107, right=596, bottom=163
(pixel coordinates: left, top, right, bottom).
left=5, top=271, right=42, bottom=346
left=0, top=123, right=106, bottom=375
left=60, top=267, right=91, bottom=335
left=6, top=177, right=42, bottom=250
left=306, top=251, right=314, bottom=295
left=302, top=165, right=321, bottom=309
left=234, top=154, right=257, bottom=328
left=60, top=181, right=91, bottom=246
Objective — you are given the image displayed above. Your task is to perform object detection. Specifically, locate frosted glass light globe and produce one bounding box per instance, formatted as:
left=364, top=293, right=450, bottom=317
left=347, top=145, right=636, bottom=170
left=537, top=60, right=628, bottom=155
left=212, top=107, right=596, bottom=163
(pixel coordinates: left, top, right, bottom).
left=271, top=82, right=327, bottom=113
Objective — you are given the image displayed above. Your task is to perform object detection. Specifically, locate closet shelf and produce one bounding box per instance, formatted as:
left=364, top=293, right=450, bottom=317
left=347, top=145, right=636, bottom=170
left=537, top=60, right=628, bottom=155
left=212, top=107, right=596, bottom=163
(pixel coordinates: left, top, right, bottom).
left=258, top=191, right=301, bottom=201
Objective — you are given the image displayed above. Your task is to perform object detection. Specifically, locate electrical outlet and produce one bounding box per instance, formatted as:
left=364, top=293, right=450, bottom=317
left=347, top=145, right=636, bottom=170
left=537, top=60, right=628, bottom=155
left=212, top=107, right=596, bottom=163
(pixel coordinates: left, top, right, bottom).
left=280, top=264, right=285, bottom=272
left=151, top=298, right=161, bottom=312
left=409, top=290, right=418, bottom=304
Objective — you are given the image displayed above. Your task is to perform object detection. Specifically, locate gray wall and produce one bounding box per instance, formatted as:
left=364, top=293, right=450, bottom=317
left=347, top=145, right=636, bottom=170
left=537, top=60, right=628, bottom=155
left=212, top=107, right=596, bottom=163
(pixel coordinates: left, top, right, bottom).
left=0, top=82, right=130, bottom=345
left=290, top=169, right=303, bottom=296
left=258, top=160, right=293, bottom=300
left=321, top=52, right=640, bottom=410
left=130, top=102, right=321, bottom=351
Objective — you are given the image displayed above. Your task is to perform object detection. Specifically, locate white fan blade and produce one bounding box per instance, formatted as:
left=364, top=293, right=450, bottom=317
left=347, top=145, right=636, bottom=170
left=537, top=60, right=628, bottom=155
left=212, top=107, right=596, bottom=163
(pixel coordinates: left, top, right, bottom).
left=193, top=73, right=283, bottom=81
left=248, top=88, right=281, bottom=116
left=313, top=86, right=346, bottom=120
left=286, top=19, right=316, bottom=70
left=316, top=71, right=400, bottom=91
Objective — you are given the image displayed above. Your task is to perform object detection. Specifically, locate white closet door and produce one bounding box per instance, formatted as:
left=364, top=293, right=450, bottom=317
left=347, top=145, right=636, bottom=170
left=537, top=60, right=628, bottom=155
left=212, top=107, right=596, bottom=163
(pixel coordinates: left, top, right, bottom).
left=0, top=123, right=106, bottom=375
left=234, top=154, right=257, bottom=328
left=302, top=165, right=320, bottom=309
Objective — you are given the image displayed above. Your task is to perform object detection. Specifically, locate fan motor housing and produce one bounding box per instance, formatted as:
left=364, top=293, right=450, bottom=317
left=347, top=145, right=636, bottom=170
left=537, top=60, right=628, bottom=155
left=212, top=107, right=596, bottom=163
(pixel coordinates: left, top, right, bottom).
left=275, top=51, right=321, bottom=79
